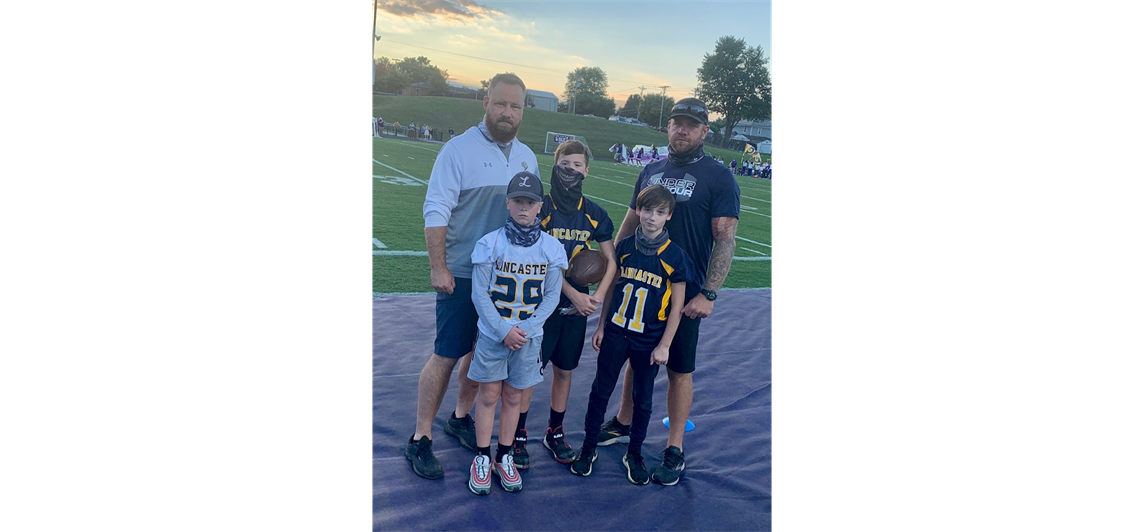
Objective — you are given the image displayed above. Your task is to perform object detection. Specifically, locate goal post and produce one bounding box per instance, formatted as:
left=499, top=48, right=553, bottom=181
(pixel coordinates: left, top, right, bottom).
left=544, top=131, right=589, bottom=155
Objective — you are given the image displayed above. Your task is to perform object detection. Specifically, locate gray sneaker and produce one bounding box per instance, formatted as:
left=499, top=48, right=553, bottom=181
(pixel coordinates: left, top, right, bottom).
left=597, top=416, right=630, bottom=447
left=651, top=445, right=685, bottom=486
left=404, top=435, right=443, bottom=480
left=444, top=412, right=477, bottom=451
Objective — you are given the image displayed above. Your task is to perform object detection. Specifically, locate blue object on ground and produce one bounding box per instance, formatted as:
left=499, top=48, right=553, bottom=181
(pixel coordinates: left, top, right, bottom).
left=662, top=417, right=696, bottom=432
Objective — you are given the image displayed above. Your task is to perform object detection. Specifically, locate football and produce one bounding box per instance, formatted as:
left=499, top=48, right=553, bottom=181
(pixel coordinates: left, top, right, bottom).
left=566, top=249, right=607, bottom=286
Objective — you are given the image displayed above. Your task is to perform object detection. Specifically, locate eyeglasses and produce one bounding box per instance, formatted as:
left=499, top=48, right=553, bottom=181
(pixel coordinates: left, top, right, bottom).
left=671, top=103, right=708, bottom=116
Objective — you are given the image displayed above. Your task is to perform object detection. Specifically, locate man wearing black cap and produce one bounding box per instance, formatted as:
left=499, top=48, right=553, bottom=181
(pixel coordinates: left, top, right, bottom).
left=596, top=97, right=741, bottom=486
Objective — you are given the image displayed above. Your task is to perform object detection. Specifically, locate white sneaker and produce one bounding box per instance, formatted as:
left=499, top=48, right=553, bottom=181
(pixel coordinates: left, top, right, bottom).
left=492, top=453, right=523, bottom=492
left=469, top=454, right=491, bottom=495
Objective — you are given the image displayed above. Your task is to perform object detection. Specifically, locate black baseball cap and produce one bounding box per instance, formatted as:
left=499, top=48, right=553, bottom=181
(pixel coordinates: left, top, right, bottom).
left=668, top=97, right=709, bottom=125
left=506, top=171, right=543, bottom=202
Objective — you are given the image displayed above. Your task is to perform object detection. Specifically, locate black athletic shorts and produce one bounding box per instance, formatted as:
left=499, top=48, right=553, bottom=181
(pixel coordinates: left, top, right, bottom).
left=666, top=314, right=701, bottom=374
left=540, top=313, right=588, bottom=371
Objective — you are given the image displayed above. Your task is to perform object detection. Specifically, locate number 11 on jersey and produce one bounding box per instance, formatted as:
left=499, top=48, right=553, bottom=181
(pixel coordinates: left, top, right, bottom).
left=610, top=284, right=648, bottom=333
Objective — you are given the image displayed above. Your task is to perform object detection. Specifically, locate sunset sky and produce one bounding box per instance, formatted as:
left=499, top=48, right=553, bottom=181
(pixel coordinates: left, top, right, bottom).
left=373, top=0, right=771, bottom=110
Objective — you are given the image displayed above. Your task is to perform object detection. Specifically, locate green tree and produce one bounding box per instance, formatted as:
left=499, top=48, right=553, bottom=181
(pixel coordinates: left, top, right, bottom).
left=619, top=94, right=641, bottom=117
left=563, top=66, right=615, bottom=118
left=392, top=56, right=449, bottom=96
left=374, top=57, right=409, bottom=94
left=696, top=36, right=771, bottom=148
left=639, top=94, right=676, bottom=128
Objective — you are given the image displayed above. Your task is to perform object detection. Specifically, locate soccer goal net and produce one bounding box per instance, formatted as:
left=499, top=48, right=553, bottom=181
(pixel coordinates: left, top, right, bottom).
left=543, top=131, right=590, bottom=155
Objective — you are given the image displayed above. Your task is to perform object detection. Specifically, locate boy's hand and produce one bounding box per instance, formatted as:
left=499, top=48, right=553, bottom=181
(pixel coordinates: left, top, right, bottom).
left=651, top=345, right=670, bottom=366
left=592, top=326, right=605, bottom=352
left=503, top=326, right=527, bottom=351
left=571, top=291, right=600, bottom=316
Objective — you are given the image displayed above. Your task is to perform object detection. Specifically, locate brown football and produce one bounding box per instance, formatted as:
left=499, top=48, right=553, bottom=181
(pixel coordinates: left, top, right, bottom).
left=566, top=249, right=607, bottom=286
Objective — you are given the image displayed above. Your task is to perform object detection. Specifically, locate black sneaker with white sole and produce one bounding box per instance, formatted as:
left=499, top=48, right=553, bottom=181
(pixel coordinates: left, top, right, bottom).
left=570, top=447, right=598, bottom=477
left=623, top=452, right=650, bottom=485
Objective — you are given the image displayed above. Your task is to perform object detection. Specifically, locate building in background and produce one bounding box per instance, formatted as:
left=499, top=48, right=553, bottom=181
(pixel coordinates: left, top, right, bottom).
left=526, top=89, right=558, bottom=112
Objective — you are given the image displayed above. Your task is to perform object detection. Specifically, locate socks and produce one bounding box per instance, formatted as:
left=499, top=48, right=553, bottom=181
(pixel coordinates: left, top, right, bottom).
left=549, top=408, right=565, bottom=430
left=496, top=443, right=512, bottom=462
left=478, top=445, right=491, bottom=458
left=517, top=411, right=528, bottom=433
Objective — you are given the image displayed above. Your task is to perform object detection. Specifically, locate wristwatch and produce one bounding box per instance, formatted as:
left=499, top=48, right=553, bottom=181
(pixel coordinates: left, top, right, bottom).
left=700, top=289, right=718, bottom=301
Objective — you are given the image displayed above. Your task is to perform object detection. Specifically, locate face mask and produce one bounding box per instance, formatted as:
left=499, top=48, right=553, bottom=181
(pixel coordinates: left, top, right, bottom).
left=549, top=165, right=584, bottom=213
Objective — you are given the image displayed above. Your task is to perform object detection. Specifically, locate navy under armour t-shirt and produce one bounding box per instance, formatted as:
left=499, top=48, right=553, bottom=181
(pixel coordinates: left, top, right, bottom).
left=630, top=155, right=740, bottom=297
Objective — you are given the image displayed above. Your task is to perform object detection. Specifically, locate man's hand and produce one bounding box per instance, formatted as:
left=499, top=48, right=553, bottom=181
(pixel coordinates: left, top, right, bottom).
left=503, top=326, right=527, bottom=351
left=682, top=294, right=714, bottom=319
left=591, top=326, right=605, bottom=352
left=430, top=266, right=455, bottom=294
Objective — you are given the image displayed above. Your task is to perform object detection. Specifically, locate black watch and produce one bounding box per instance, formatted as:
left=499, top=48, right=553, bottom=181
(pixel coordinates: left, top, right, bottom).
left=700, top=289, right=718, bottom=301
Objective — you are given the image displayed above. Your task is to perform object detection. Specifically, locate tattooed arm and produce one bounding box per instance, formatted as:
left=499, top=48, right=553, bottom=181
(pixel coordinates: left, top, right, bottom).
left=704, top=216, right=739, bottom=292
left=682, top=216, right=738, bottom=319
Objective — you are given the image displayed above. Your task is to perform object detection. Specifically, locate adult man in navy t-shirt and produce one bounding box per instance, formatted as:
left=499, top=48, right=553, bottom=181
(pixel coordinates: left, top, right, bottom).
left=597, top=97, right=740, bottom=486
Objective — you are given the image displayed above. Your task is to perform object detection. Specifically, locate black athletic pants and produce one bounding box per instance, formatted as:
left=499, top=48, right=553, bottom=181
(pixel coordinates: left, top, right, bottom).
left=581, top=324, right=660, bottom=455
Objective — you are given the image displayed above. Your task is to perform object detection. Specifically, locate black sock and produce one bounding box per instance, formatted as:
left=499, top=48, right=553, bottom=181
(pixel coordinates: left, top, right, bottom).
left=549, top=408, right=565, bottom=429
left=496, top=443, right=513, bottom=462
left=517, top=411, right=528, bottom=433
left=477, top=446, right=491, bottom=458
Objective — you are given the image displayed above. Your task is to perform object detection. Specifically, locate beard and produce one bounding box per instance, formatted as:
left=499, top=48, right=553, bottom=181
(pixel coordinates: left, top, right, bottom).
left=671, top=135, right=700, bottom=153
left=484, top=114, right=520, bottom=144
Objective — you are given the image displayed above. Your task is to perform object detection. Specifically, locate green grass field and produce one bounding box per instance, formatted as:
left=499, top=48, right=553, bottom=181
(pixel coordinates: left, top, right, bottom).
left=373, top=95, right=770, bottom=167
left=374, top=135, right=771, bottom=295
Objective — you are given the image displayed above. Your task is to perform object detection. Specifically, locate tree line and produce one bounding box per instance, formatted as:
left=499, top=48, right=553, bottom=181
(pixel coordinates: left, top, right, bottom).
left=372, top=35, right=770, bottom=148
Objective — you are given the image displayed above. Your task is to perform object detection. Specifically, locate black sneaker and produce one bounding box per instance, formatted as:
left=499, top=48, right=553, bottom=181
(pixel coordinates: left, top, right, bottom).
left=623, top=452, right=650, bottom=485
left=569, top=447, right=597, bottom=477
left=512, top=428, right=530, bottom=470
left=597, top=416, right=630, bottom=447
left=444, top=412, right=477, bottom=452
left=543, top=425, right=575, bottom=464
left=404, top=435, right=444, bottom=480
left=651, top=445, right=685, bottom=486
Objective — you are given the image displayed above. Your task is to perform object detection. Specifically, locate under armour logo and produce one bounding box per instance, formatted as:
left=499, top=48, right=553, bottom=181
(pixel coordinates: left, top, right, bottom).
left=517, top=175, right=531, bottom=187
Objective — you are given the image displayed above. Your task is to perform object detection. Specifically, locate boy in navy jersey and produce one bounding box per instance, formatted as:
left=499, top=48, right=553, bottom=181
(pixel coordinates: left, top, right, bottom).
left=569, top=185, right=690, bottom=484
left=513, top=140, right=618, bottom=469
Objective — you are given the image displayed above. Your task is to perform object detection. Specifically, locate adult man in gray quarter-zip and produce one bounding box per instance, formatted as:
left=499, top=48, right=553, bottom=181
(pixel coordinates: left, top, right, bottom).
left=405, top=72, right=540, bottom=480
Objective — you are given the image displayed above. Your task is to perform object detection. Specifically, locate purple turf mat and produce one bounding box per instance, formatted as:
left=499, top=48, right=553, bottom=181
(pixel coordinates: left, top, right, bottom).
left=374, top=289, right=771, bottom=531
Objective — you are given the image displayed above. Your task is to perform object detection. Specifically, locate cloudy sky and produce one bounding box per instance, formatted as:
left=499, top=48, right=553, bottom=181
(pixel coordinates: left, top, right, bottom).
left=373, top=0, right=771, bottom=109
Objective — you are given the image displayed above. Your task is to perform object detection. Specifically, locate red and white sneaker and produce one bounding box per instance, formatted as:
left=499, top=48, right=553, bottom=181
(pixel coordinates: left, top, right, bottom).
left=469, top=454, right=492, bottom=495
left=492, top=453, right=523, bottom=492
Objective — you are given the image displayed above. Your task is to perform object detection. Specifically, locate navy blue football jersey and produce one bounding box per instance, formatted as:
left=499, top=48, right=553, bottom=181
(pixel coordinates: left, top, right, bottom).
left=539, top=196, right=615, bottom=305
left=605, top=235, right=691, bottom=351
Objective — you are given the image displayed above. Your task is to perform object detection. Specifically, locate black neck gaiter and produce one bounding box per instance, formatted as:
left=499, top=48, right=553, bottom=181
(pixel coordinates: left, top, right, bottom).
left=668, top=142, right=706, bottom=167
left=549, top=165, right=584, bottom=213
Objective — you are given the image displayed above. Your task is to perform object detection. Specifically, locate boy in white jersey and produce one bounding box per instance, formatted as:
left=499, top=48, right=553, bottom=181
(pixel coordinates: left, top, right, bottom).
left=467, top=171, right=567, bottom=495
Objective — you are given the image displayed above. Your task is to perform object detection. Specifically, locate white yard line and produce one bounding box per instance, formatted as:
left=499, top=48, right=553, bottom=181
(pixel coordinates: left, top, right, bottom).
left=373, top=239, right=386, bottom=249
left=372, top=160, right=429, bottom=185
left=373, top=250, right=429, bottom=256
left=736, top=235, right=771, bottom=248
left=733, top=256, right=771, bottom=261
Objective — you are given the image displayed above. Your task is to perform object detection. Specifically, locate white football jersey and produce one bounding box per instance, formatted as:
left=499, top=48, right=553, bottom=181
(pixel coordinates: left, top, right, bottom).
left=471, top=228, right=567, bottom=338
